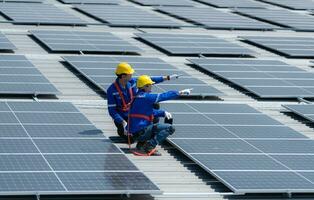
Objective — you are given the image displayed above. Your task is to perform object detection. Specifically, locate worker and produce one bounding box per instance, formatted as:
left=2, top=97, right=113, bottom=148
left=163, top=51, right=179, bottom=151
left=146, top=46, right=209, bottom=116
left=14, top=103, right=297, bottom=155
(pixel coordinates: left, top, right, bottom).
left=127, top=75, right=192, bottom=156
left=107, top=62, right=180, bottom=141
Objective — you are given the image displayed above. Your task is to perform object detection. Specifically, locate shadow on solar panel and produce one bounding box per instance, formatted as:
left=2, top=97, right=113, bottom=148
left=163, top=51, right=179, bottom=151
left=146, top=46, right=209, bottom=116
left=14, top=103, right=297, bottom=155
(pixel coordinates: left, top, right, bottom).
left=189, top=58, right=314, bottom=99
left=283, top=104, right=314, bottom=127
left=30, top=30, right=142, bottom=55
left=0, top=32, right=16, bottom=52
left=62, top=55, right=223, bottom=99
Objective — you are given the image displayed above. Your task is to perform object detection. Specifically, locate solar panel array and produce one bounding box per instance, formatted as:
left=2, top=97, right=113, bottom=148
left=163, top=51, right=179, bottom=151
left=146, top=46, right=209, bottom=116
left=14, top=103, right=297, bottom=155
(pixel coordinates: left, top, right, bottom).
left=63, top=56, right=223, bottom=97
left=0, top=3, right=87, bottom=25
left=259, top=0, right=314, bottom=10
left=283, top=104, right=314, bottom=123
left=235, top=8, right=314, bottom=31
left=0, top=32, right=16, bottom=51
left=241, top=36, right=314, bottom=58
left=0, top=55, right=59, bottom=95
left=59, top=0, right=120, bottom=4
left=130, top=0, right=196, bottom=6
left=0, top=101, right=159, bottom=195
left=162, top=102, right=314, bottom=194
left=189, top=58, right=314, bottom=98
left=137, top=33, right=255, bottom=56
left=75, top=5, right=182, bottom=27
left=195, top=0, right=268, bottom=8
left=157, top=7, right=278, bottom=30
left=31, top=30, right=142, bottom=54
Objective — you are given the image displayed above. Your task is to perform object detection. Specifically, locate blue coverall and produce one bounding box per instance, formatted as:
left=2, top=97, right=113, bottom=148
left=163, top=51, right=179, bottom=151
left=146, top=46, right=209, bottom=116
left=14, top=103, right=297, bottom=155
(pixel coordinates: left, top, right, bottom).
left=127, top=90, right=180, bottom=148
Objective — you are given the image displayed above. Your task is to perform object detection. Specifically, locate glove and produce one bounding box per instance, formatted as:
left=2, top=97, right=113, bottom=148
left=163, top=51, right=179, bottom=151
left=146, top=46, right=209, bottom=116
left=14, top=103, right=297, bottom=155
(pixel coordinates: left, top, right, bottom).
left=179, top=88, right=193, bottom=95
left=122, top=120, right=128, bottom=135
left=167, top=74, right=181, bottom=80
left=165, top=111, right=172, bottom=119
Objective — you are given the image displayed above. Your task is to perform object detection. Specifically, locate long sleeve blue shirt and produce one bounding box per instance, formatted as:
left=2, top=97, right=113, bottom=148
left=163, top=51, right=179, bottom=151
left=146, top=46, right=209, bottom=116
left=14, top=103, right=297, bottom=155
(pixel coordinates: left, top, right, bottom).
left=107, top=76, right=164, bottom=124
left=127, top=90, right=180, bottom=134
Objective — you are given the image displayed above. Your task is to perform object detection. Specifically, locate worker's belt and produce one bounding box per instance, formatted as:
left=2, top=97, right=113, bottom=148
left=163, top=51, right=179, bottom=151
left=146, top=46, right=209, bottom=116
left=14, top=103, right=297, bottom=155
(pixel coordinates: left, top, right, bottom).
left=129, top=113, right=154, bottom=122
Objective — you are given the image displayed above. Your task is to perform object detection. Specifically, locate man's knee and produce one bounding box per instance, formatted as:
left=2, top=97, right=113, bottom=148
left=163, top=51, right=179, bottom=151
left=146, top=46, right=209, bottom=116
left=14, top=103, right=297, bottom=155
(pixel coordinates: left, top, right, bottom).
left=167, top=125, right=175, bottom=135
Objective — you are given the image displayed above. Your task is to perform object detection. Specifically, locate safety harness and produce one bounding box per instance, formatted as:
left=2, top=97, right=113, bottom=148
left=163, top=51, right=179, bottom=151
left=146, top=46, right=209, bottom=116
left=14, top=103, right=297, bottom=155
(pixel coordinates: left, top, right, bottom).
left=113, top=81, right=133, bottom=112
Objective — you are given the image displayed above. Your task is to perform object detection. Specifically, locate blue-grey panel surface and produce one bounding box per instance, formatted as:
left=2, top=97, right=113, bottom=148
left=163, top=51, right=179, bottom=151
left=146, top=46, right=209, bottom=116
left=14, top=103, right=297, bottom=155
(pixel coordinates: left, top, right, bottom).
left=60, top=0, right=120, bottom=4
left=157, top=7, right=277, bottom=30
left=0, top=32, right=16, bottom=51
left=283, top=104, right=314, bottom=123
left=189, top=58, right=314, bottom=98
left=240, top=36, right=314, bottom=57
left=130, top=0, right=196, bottom=6
left=259, top=0, right=314, bottom=10
left=31, top=30, right=142, bottom=54
left=234, top=9, right=314, bottom=32
left=196, top=0, right=268, bottom=8
left=0, top=3, right=87, bottom=25
left=16, top=113, right=91, bottom=124
left=0, top=155, right=50, bottom=171
left=136, top=33, right=255, bottom=56
left=76, top=5, right=182, bottom=27
left=0, top=139, right=38, bottom=153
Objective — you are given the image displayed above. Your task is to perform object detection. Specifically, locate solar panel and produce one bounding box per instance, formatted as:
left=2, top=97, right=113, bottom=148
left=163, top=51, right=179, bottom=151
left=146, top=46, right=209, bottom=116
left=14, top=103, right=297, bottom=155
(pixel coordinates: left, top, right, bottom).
left=189, top=58, right=314, bottom=98
left=130, top=0, right=196, bottom=6
left=235, top=8, right=314, bottom=31
left=283, top=104, right=314, bottom=123
left=0, top=3, right=87, bottom=25
left=136, top=33, right=255, bottom=56
left=162, top=102, right=312, bottom=194
left=259, top=0, right=314, bottom=10
left=0, top=32, right=16, bottom=51
left=240, top=36, right=314, bottom=58
left=195, top=0, right=268, bottom=8
left=63, top=55, right=223, bottom=98
left=59, top=0, right=119, bottom=4
left=0, top=55, right=59, bottom=96
left=0, top=0, right=43, bottom=2
left=157, top=7, right=277, bottom=30
left=31, top=30, right=142, bottom=54
left=75, top=5, right=182, bottom=27
left=0, top=102, right=160, bottom=196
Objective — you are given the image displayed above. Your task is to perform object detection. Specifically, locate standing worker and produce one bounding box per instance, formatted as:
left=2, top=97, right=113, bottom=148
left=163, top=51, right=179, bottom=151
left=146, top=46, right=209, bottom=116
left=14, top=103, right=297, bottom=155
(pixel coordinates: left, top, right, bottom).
left=127, top=75, right=192, bottom=156
left=107, top=62, right=180, bottom=141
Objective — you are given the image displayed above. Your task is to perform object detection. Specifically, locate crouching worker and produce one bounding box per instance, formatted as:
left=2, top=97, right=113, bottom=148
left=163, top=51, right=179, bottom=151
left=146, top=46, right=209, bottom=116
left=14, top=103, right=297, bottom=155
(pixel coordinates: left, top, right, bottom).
left=127, top=75, right=192, bottom=156
left=107, top=62, right=180, bottom=142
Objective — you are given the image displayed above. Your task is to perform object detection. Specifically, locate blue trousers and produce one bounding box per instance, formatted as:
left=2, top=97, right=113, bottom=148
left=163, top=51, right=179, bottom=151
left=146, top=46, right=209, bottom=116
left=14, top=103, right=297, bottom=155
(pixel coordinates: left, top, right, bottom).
left=137, top=123, right=175, bottom=148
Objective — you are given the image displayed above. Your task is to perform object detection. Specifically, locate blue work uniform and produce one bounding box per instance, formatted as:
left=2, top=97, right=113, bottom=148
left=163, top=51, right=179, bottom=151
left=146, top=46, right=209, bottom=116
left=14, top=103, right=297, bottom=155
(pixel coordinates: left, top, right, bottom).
left=128, top=90, right=179, bottom=135
left=107, top=77, right=164, bottom=124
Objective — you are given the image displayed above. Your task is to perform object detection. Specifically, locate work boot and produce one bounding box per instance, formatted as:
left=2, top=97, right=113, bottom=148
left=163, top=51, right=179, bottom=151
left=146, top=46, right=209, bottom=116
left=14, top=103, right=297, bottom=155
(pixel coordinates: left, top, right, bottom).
left=144, top=143, right=161, bottom=156
left=133, top=141, right=148, bottom=156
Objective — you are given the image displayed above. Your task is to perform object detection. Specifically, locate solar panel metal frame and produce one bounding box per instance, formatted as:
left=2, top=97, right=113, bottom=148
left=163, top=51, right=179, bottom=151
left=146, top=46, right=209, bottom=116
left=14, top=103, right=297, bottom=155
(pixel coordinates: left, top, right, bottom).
left=136, top=33, right=256, bottom=56
left=163, top=102, right=314, bottom=194
left=234, top=8, right=314, bottom=32
left=30, top=30, right=142, bottom=54
left=62, top=55, right=223, bottom=98
left=0, top=55, right=59, bottom=96
left=75, top=4, right=182, bottom=28
left=156, top=7, right=278, bottom=31
left=240, top=36, right=314, bottom=58
left=258, top=0, right=314, bottom=10
left=0, top=3, right=87, bottom=26
left=0, top=101, right=160, bottom=196
left=189, top=58, right=314, bottom=99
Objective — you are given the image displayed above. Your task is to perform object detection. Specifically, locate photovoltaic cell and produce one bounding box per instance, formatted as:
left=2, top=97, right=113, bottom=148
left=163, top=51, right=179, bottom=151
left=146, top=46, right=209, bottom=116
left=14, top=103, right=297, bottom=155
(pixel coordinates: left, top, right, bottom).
left=63, top=55, right=223, bottom=98
left=157, top=7, right=278, bottom=30
left=0, top=55, right=59, bottom=95
left=189, top=58, right=314, bottom=98
left=0, top=3, right=87, bottom=25
left=259, top=0, right=314, bottom=10
left=0, top=102, right=160, bottom=195
left=195, top=0, right=268, bottom=8
left=31, top=30, right=142, bottom=54
left=163, top=102, right=312, bottom=193
left=75, top=4, right=182, bottom=27
left=0, top=32, right=16, bottom=51
left=235, top=8, right=314, bottom=31
left=137, top=33, right=255, bottom=56
left=59, top=0, right=120, bottom=4
left=241, top=36, right=314, bottom=58
left=130, top=0, right=196, bottom=6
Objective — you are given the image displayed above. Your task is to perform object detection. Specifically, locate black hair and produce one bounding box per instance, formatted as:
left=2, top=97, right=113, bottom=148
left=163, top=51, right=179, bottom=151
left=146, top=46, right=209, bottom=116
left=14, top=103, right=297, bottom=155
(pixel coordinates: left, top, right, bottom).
left=116, top=73, right=127, bottom=79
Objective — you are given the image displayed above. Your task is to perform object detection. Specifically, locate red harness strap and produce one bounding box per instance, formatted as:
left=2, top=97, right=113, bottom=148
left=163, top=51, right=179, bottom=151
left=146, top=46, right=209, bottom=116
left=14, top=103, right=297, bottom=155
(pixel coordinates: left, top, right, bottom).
left=129, top=113, right=154, bottom=122
left=114, top=82, right=133, bottom=112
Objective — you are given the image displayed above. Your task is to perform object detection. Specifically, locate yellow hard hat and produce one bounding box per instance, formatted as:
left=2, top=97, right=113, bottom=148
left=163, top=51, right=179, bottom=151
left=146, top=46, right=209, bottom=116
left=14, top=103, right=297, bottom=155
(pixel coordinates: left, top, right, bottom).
left=115, top=62, right=135, bottom=75
left=137, top=75, right=155, bottom=88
